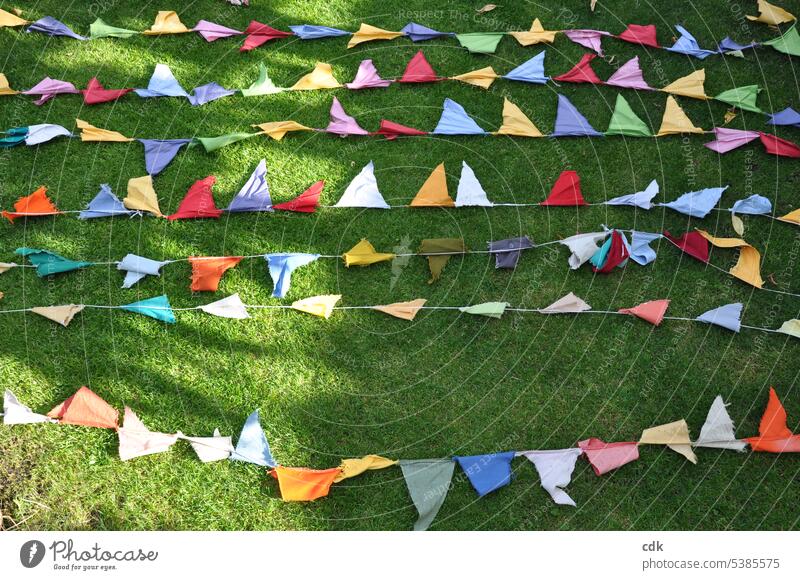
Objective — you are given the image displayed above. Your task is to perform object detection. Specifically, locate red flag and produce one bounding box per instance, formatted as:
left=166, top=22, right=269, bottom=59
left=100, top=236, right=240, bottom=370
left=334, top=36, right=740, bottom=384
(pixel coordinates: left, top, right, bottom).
left=189, top=256, right=243, bottom=292
left=744, top=388, right=800, bottom=452
left=2, top=186, right=62, bottom=222
left=540, top=170, right=587, bottom=206
left=81, top=77, right=132, bottom=105
left=759, top=132, right=800, bottom=159
left=47, top=386, right=119, bottom=429
left=376, top=119, right=428, bottom=140
left=593, top=230, right=629, bottom=273
left=167, top=176, right=223, bottom=220
left=663, top=230, right=709, bottom=262
left=553, top=54, right=603, bottom=84
left=618, top=299, right=670, bottom=326
left=240, top=21, right=293, bottom=52
left=399, top=50, right=440, bottom=83
left=272, top=181, right=324, bottom=212
left=616, top=24, right=660, bottom=48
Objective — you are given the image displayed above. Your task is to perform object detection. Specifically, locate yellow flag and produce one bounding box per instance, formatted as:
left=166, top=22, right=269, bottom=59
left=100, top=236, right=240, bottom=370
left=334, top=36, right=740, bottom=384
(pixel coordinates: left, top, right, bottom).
left=639, top=419, right=697, bottom=464
left=31, top=304, right=85, bottom=327
left=697, top=230, right=764, bottom=288
left=746, top=0, right=796, bottom=25
left=143, top=11, right=191, bottom=35
left=777, top=319, right=800, bottom=338
left=342, top=239, right=395, bottom=267
left=252, top=121, right=312, bottom=141
left=778, top=208, right=800, bottom=224
left=124, top=175, right=163, bottom=217
left=495, top=98, right=544, bottom=137
left=450, top=67, right=498, bottom=89
left=76, top=119, right=133, bottom=142
left=509, top=18, right=557, bottom=45
left=291, top=295, right=341, bottom=319
left=290, top=62, right=342, bottom=91
left=657, top=96, right=704, bottom=136
left=373, top=299, right=427, bottom=321
left=0, top=8, right=28, bottom=27
left=333, top=455, right=398, bottom=482
left=661, top=70, right=709, bottom=100
left=0, top=73, right=18, bottom=95
left=347, top=24, right=403, bottom=48
left=410, top=164, right=454, bottom=207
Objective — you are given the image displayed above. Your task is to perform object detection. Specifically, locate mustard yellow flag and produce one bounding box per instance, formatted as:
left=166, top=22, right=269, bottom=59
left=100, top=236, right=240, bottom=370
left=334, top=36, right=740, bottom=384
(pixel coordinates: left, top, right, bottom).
left=657, top=96, right=704, bottom=136
left=697, top=230, right=764, bottom=288
left=124, top=175, right=163, bottom=217
left=31, top=304, right=84, bottom=327
left=640, top=419, right=697, bottom=464
left=373, top=299, right=427, bottom=321
left=347, top=24, right=404, bottom=48
left=410, top=164, right=454, bottom=207
left=661, top=70, right=709, bottom=100
left=495, top=98, right=544, bottom=137
left=509, top=19, right=557, bottom=45
left=291, top=294, right=341, bottom=319
left=778, top=208, right=800, bottom=224
left=143, top=11, right=191, bottom=35
left=333, top=455, right=398, bottom=482
left=290, top=62, right=342, bottom=91
left=746, top=0, right=796, bottom=25
left=76, top=119, right=133, bottom=142
left=343, top=239, right=395, bottom=267
left=0, top=73, right=18, bottom=95
left=450, top=67, right=499, bottom=89
left=252, top=121, right=313, bottom=141
left=0, top=8, right=28, bottom=27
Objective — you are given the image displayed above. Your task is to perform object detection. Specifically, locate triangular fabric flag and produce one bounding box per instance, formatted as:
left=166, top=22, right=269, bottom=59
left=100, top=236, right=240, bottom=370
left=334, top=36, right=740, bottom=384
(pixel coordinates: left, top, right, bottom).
left=2, top=186, right=62, bottom=222
left=199, top=294, right=250, bottom=319
left=230, top=410, right=276, bottom=466
left=629, top=231, right=662, bottom=265
left=663, top=230, right=708, bottom=264
left=15, top=247, right=91, bottom=277
left=194, top=19, right=242, bottom=42
left=606, top=179, right=659, bottom=209
left=25, top=124, right=71, bottom=146
left=432, top=98, right=487, bottom=135
left=717, top=36, right=758, bottom=54
left=134, top=64, right=190, bottom=98
left=121, top=295, right=176, bottom=324
left=227, top=159, right=272, bottom=212
left=410, top=164, right=453, bottom=207
left=617, top=24, right=660, bottom=48
left=117, top=254, right=168, bottom=288
left=3, top=390, right=54, bottom=425
left=746, top=0, right=796, bottom=25
left=697, top=230, right=764, bottom=288
left=694, top=396, right=747, bottom=451
left=291, top=62, right=341, bottom=90
left=450, top=67, right=498, bottom=89
left=605, top=56, right=653, bottom=90
left=419, top=238, right=466, bottom=283
left=731, top=194, right=772, bottom=215
left=0, top=262, right=16, bottom=274
left=666, top=24, right=716, bottom=59
left=657, top=96, right=704, bottom=135
left=494, top=98, right=544, bottom=137
left=118, top=407, right=178, bottom=461
left=401, top=23, right=451, bottom=42
left=289, top=25, right=349, bottom=40
left=619, top=299, right=670, bottom=326
left=291, top=295, right=342, bottom=319
left=143, top=11, right=190, bottom=35
left=563, top=29, right=609, bottom=55
left=518, top=449, right=582, bottom=506
left=272, top=181, right=324, bottom=212
left=167, top=176, right=223, bottom=220
left=348, top=24, right=403, bottom=48
left=272, top=466, right=341, bottom=501
left=81, top=77, right=132, bottom=105
left=541, top=170, right=587, bottom=206
left=459, top=302, right=509, bottom=319
left=660, top=186, right=726, bottom=218
left=400, top=459, right=455, bottom=531
left=488, top=236, right=534, bottom=269
left=343, top=239, right=395, bottom=267
left=744, top=388, right=800, bottom=452
left=759, top=132, right=800, bottom=158
left=578, top=438, right=639, bottom=475
left=139, top=139, right=192, bottom=175
left=696, top=302, right=744, bottom=333
left=763, top=24, right=800, bottom=56
left=196, top=132, right=258, bottom=152
left=188, top=256, right=243, bottom=292
left=399, top=51, right=440, bottom=83
left=88, top=18, right=138, bottom=39
left=373, top=299, right=427, bottom=321
left=31, top=304, right=85, bottom=327
left=455, top=32, right=505, bottom=54
left=241, top=63, right=285, bottom=97
left=591, top=230, right=629, bottom=273
left=715, top=85, right=763, bottom=113
left=335, top=161, right=390, bottom=208
left=377, top=119, right=428, bottom=139
left=182, top=429, right=233, bottom=462
left=0, top=8, right=28, bottom=28
left=327, top=97, right=369, bottom=136
left=704, top=128, right=760, bottom=154
left=27, top=16, right=86, bottom=40
left=454, top=452, right=515, bottom=497
left=253, top=121, right=311, bottom=140
left=334, top=455, right=398, bottom=482
left=779, top=207, right=800, bottom=224
left=76, top=118, right=132, bottom=142
left=240, top=21, right=292, bottom=51
left=22, top=77, right=79, bottom=105
left=605, top=94, right=653, bottom=137
left=509, top=19, right=556, bottom=46
left=0, top=126, right=27, bottom=148
left=766, top=107, right=800, bottom=127
left=503, top=52, right=548, bottom=84
left=559, top=232, right=607, bottom=269
left=346, top=59, right=392, bottom=89
left=47, top=386, right=118, bottom=429
left=455, top=161, right=493, bottom=206
left=640, top=419, right=697, bottom=463
left=661, top=70, right=709, bottom=100
left=539, top=292, right=591, bottom=314
left=187, top=82, right=236, bottom=106
left=778, top=319, right=800, bottom=338
left=264, top=253, right=320, bottom=298
left=552, top=94, right=603, bottom=137
left=553, top=53, right=603, bottom=84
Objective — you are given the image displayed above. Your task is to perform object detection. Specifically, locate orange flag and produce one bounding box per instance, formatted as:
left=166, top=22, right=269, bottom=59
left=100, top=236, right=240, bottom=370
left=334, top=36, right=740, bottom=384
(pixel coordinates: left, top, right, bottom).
left=618, top=299, right=670, bottom=326
left=745, top=388, right=800, bottom=452
left=778, top=208, right=800, bottom=225
left=271, top=466, right=342, bottom=501
left=2, top=186, right=61, bottom=223
left=373, top=299, right=427, bottom=321
left=47, top=386, right=119, bottom=429
left=409, top=163, right=454, bottom=207
left=188, top=257, right=243, bottom=292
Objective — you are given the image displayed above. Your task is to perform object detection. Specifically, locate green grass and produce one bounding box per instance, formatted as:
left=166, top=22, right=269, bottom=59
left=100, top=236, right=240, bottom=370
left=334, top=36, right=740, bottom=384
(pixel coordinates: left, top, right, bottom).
left=1, top=0, right=800, bottom=531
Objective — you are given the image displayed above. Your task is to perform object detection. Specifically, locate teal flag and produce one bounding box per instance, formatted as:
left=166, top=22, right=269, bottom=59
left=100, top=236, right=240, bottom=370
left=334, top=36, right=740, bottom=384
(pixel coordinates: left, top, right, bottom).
left=16, top=248, right=93, bottom=277
left=121, top=295, right=176, bottom=324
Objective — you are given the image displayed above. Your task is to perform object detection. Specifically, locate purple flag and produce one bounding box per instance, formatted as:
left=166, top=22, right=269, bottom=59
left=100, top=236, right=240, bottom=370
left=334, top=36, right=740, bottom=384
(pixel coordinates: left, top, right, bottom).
left=717, top=37, right=758, bottom=53
left=139, top=139, right=192, bottom=175
left=704, top=128, right=760, bottom=154
left=563, top=29, right=610, bottom=55
left=696, top=303, right=743, bottom=333
left=767, top=107, right=800, bottom=128
left=79, top=184, right=135, bottom=219
left=194, top=20, right=242, bottom=42
left=27, top=16, right=86, bottom=40
left=605, top=57, right=653, bottom=90
left=187, top=82, right=236, bottom=106
left=326, top=97, right=369, bottom=136
left=226, top=159, right=273, bottom=212
left=488, top=237, right=534, bottom=269
left=401, top=23, right=452, bottom=42
left=22, top=78, right=79, bottom=105
left=552, top=94, right=602, bottom=137
left=346, top=60, right=392, bottom=89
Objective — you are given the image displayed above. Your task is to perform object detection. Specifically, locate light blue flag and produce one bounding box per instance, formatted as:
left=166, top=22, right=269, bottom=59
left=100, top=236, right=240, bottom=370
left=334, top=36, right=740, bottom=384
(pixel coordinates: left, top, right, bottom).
left=120, top=295, right=176, bottom=324
left=552, top=94, right=603, bottom=137
left=666, top=25, right=716, bottom=59
left=117, top=254, right=168, bottom=288
left=227, top=159, right=272, bottom=212
left=289, top=25, right=350, bottom=39
left=629, top=231, right=662, bottom=265
left=659, top=186, right=727, bottom=218
left=134, top=64, right=190, bottom=98
left=16, top=248, right=93, bottom=277
left=187, top=82, right=236, bottom=106
left=729, top=194, right=772, bottom=215
left=264, top=253, right=320, bottom=298
left=79, top=184, right=135, bottom=219
left=454, top=452, right=515, bottom=497
left=504, top=52, right=548, bottom=84
left=696, top=303, right=743, bottom=333
left=605, top=180, right=659, bottom=209
left=432, top=98, right=487, bottom=135
left=230, top=410, right=276, bottom=467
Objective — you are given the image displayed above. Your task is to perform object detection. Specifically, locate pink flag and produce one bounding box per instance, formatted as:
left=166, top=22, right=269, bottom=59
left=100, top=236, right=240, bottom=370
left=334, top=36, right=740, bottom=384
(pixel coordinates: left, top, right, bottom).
left=619, top=299, right=670, bottom=326
left=605, top=56, right=653, bottom=90
left=704, top=128, right=761, bottom=154
left=563, top=29, right=610, bottom=55
left=578, top=438, right=639, bottom=475
left=326, top=97, right=369, bottom=135
left=118, top=407, right=178, bottom=461
left=22, top=77, right=79, bottom=105
left=345, top=59, right=392, bottom=89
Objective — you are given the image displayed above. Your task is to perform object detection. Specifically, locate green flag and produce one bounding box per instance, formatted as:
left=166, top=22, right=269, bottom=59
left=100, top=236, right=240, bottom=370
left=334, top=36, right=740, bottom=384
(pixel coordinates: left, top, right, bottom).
left=89, top=18, right=139, bottom=39
left=605, top=94, right=652, bottom=137
left=763, top=24, right=800, bottom=56
left=241, top=63, right=285, bottom=97
left=195, top=132, right=259, bottom=153
left=459, top=302, right=509, bottom=319
left=16, top=248, right=93, bottom=277
left=714, top=85, right=763, bottom=113
left=455, top=32, right=505, bottom=54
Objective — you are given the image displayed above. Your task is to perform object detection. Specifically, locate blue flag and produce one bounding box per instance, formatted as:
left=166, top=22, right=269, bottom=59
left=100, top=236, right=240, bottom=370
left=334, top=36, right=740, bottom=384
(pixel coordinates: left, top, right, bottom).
left=401, top=23, right=452, bottom=42
left=660, top=186, right=727, bottom=218
left=629, top=231, right=662, bottom=265
left=139, top=139, right=192, bottom=175
left=289, top=25, right=350, bottom=39
left=552, top=94, right=602, bottom=137
left=730, top=194, right=772, bottom=215
left=766, top=107, right=800, bottom=128
left=120, top=295, right=176, bottom=324
left=432, top=98, right=487, bottom=135
left=264, top=253, right=320, bottom=298
left=504, top=52, right=548, bottom=84
left=230, top=410, right=276, bottom=467
left=666, top=25, right=715, bottom=59
left=454, top=451, right=515, bottom=497
left=79, top=184, right=135, bottom=219
left=27, top=16, right=86, bottom=40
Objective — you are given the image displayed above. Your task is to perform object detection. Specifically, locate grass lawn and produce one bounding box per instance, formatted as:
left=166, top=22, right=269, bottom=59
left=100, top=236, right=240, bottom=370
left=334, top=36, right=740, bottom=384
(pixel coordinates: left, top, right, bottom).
left=1, top=0, right=800, bottom=531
